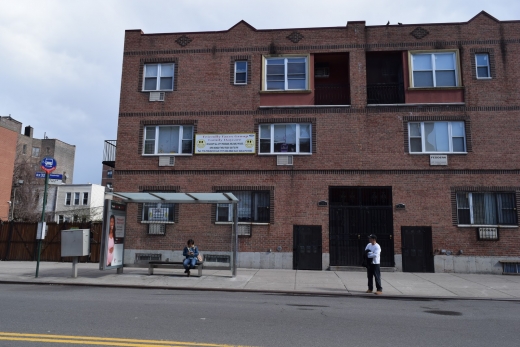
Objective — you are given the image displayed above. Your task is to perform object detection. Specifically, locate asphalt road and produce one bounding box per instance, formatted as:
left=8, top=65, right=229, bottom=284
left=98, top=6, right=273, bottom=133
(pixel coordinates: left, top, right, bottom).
left=0, top=284, right=518, bottom=347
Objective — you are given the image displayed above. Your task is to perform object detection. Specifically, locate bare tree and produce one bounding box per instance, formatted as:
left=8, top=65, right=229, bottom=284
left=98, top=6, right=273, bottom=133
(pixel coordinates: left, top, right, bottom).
left=11, top=154, right=41, bottom=222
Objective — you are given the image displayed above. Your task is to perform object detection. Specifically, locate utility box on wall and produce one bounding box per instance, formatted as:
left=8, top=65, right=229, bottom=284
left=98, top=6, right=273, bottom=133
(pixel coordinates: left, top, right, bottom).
left=61, top=229, right=90, bottom=257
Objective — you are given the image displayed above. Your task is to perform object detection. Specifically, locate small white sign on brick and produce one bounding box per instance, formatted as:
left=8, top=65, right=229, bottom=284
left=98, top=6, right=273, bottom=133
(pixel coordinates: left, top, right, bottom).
left=430, top=154, right=448, bottom=166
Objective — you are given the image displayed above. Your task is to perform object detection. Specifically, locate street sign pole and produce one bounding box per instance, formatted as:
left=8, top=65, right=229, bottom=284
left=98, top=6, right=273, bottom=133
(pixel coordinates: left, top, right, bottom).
left=35, top=172, right=49, bottom=278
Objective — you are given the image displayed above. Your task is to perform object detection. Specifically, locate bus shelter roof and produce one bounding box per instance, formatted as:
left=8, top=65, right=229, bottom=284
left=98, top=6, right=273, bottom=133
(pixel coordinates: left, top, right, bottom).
left=110, top=192, right=239, bottom=204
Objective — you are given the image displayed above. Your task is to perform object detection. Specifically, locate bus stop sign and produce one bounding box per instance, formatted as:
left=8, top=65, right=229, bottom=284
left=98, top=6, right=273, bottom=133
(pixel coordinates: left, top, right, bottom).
left=40, top=157, right=57, bottom=174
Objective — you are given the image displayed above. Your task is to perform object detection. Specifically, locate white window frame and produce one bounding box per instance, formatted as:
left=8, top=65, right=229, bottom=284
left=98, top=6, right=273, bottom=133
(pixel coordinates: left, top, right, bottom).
left=65, top=192, right=71, bottom=206
left=262, top=55, right=310, bottom=91
left=259, top=123, right=312, bottom=155
left=74, top=192, right=80, bottom=205
left=142, top=63, right=175, bottom=91
left=82, top=192, right=88, bottom=205
left=409, top=50, right=460, bottom=88
left=142, top=125, right=193, bottom=156
left=408, top=121, right=466, bottom=154
left=456, top=192, right=517, bottom=226
left=475, top=53, right=491, bottom=79
left=234, top=61, right=248, bottom=85
left=32, top=147, right=40, bottom=157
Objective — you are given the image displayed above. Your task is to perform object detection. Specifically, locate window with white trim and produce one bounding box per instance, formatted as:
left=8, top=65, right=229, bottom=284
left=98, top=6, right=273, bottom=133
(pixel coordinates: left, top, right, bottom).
left=143, top=63, right=174, bottom=91
left=475, top=53, right=491, bottom=79
left=82, top=192, right=88, bottom=205
left=259, top=123, right=311, bottom=154
left=32, top=147, right=40, bottom=157
left=410, top=51, right=459, bottom=87
left=74, top=192, right=80, bottom=205
left=456, top=192, right=517, bottom=226
left=408, top=121, right=465, bottom=153
left=143, top=125, right=193, bottom=155
left=65, top=192, right=71, bottom=206
left=234, top=61, right=247, bottom=85
left=142, top=202, right=175, bottom=223
left=217, top=191, right=270, bottom=223
left=264, top=56, right=308, bottom=90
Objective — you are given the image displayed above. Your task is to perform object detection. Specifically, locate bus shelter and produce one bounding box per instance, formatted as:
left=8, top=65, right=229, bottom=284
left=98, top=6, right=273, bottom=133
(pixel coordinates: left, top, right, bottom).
left=101, top=192, right=240, bottom=277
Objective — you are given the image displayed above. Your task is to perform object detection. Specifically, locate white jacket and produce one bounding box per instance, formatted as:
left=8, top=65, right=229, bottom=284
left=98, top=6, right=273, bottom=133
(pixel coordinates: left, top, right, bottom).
left=365, top=243, right=381, bottom=265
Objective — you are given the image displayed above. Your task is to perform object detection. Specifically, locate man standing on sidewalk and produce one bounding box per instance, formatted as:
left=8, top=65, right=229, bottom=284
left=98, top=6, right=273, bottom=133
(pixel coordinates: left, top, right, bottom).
left=365, top=234, right=382, bottom=295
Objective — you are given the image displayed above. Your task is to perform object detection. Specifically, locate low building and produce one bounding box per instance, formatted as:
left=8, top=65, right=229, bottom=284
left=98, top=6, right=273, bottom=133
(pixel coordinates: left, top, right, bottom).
left=37, top=184, right=106, bottom=223
left=110, top=11, right=520, bottom=274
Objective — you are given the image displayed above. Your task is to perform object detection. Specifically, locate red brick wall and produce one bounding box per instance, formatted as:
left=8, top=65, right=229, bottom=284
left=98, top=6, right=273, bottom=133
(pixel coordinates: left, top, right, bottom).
left=115, top=12, right=520, bottom=259
left=0, top=126, right=17, bottom=220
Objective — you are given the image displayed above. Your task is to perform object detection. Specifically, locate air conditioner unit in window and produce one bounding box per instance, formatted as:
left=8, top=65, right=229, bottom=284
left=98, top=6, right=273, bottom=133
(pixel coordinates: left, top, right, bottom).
left=237, top=224, right=251, bottom=236
left=149, top=92, right=165, bottom=102
left=277, top=155, right=293, bottom=166
left=148, top=224, right=166, bottom=235
left=158, top=156, right=175, bottom=167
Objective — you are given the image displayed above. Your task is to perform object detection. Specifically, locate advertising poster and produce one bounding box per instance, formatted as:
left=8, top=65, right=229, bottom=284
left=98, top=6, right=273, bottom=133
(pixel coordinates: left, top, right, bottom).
left=195, top=133, right=255, bottom=154
left=100, top=200, right=126, bottom=270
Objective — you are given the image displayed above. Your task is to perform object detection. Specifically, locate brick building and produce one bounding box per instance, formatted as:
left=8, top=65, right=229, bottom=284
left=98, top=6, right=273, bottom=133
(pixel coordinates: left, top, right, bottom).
left=113, top=11, right=520, bottom=273
left=1, top=116, right=76, bottom=221
left=0, top=116, right=19, bottom=221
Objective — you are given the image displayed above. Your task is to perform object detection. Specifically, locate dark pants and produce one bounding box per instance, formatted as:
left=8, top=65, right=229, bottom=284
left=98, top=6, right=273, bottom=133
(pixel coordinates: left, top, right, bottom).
left=367, top=263, right=382, bottom=291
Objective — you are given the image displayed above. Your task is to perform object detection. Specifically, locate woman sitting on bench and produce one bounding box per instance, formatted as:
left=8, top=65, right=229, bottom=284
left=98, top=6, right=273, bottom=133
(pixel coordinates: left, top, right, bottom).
left=182, top=239, right=199, bottom=277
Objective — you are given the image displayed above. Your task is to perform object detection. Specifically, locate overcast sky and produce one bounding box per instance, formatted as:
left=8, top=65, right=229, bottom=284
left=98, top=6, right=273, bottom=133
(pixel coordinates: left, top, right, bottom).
left=1, top=0, right=518, bottom=185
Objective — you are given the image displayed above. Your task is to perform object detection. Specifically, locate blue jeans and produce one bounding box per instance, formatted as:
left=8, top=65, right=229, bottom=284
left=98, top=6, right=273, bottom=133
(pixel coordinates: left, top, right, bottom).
left=183, top=258, right=197, bottom=270
left=367, top=263, right=382, bottom=291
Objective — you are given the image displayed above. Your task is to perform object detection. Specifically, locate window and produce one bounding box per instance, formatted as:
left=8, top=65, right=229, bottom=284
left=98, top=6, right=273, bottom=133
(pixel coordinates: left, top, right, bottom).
left=32, top=147, right=40, bottom=157
left=264, top=56, right=308, bottom=90
left=234, top=61, right=247, bottom=84
left=73, top=192, right=80, bottom=205
left=410, top=51, right=459, bottom=87
left=143, top=63, right=174, bottom=91
left=58, top=215, right=64, bottom=224
left=408, top=121, right=465, bottom=153
left=107, top=170, right=113, bottom=178
left=456, top=192, right=517, bottom=226
left=82, top=193, right=88, bottom=205
left=143, top=125, right=193, bottom=155
left=475, top=53, right=491, bottom=79
left=259, top=123, right=311, bottom=154
left=142, top=202, right=175, bottom=223
left=217, top=191, right=270, bottom=223
left=22, top=144, right=27, bottom=154
left=65, top=193, right=71, bottom=206
left=46, top=147, right=50, bottom=154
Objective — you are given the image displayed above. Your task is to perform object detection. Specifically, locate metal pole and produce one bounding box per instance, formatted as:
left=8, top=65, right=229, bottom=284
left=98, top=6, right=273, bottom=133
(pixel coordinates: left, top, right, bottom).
left=232, top=202, right=238, bottom=277
left=35, top=173, right=49, bottom=278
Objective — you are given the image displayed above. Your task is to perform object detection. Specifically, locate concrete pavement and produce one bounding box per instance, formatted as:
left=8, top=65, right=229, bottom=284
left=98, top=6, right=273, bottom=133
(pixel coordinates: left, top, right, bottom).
left=1, top=261, right=519, bottom=300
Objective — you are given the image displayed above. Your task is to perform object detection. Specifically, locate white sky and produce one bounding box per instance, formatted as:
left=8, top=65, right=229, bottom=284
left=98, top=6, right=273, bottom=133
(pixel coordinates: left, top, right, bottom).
left=0, top=0, right=518, bottom=184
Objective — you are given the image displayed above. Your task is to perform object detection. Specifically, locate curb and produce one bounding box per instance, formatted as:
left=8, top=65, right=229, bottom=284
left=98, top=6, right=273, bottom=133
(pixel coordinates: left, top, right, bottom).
left=1, top=280, right=519, bottom=302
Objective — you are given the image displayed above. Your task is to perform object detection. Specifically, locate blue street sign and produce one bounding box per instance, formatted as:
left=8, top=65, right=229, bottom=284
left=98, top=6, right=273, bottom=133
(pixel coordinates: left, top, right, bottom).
left=36, top=172, right=63, bottom=179
left=40, top=157, right=57, bottom=174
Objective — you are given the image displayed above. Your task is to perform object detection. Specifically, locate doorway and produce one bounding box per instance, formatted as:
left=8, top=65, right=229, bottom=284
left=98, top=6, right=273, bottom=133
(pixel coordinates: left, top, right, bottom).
left=401, top=226, right=434, bottom=272
left=293, top=225, right=322, bottom=270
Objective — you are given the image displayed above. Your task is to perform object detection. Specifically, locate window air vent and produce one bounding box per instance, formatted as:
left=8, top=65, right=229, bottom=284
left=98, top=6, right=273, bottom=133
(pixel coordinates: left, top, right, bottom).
left=148, top=224, right=166, bottom=235
left=149, top=92, right=165, bottom=102
left=158, top=156, right=175, bottom=167
left=237, top=224, right=251, bottom=236
left=277, top=155, right=293, bottom=166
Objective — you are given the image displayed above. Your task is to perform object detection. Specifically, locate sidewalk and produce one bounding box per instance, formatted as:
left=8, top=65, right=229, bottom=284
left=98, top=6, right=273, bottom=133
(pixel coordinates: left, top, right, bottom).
left=1, top=261, right=519, bottom=300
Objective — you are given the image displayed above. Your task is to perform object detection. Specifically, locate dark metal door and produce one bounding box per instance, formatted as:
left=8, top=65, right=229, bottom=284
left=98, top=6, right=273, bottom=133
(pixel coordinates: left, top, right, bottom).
left=293, top=225, right=322, bottom=270
left=401, top=226, right=434, bottom=272
left=329, top=187, right=394, bottom=267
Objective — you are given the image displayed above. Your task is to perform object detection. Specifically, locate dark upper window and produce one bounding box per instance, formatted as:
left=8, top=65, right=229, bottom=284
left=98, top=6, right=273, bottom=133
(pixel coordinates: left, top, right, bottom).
left=234, top=61, right=248, bottom=85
